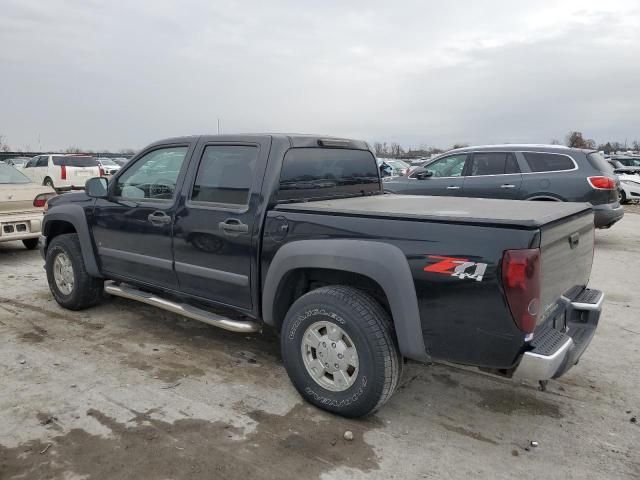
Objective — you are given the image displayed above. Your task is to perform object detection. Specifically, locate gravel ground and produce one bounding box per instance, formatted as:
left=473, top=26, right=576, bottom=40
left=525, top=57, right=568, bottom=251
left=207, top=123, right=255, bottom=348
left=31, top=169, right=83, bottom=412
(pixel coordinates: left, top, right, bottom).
left=0, top=213, right=638, bottom=480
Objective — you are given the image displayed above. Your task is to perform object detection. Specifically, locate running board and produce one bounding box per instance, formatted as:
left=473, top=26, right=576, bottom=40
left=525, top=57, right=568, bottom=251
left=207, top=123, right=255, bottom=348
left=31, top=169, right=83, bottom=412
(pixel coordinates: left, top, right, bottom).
left=104, top=283, right=261, bottom=333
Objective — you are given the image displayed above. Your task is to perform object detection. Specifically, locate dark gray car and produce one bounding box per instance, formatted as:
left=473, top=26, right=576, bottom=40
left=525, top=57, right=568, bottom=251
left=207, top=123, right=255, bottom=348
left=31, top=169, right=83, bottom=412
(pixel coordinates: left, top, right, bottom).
left=384, top=144, right=623, bottom=228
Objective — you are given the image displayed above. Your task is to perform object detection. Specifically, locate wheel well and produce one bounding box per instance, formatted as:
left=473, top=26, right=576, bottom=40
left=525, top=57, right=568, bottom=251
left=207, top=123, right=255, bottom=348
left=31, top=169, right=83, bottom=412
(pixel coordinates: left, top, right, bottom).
left=526, top=195, right=562, bottom=201
left=271, top=268, right=391, bottom=331
left=46, top=220, right=76, bottom=241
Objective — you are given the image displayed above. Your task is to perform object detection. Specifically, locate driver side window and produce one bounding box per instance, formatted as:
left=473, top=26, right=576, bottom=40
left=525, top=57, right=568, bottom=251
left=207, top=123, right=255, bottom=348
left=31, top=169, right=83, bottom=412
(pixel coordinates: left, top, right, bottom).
left=115, top=146, right=188, bottom=200
left=423, top=154, right=467, bottom=178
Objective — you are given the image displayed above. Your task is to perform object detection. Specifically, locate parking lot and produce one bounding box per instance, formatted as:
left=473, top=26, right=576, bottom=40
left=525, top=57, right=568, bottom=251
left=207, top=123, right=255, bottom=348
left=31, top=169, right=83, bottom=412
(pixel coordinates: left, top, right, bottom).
left=0, top=209, right=638, bottom=480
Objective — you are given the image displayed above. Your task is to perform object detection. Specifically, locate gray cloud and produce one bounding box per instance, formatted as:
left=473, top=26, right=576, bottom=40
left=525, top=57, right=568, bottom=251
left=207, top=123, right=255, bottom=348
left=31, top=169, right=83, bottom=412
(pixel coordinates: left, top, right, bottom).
left=1, top=0, right=639, bottom=151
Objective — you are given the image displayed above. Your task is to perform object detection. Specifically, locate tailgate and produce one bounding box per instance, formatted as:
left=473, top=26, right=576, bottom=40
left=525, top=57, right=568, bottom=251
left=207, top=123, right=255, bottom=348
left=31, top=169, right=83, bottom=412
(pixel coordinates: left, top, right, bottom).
left=538, top=211, right=594, bottom=326
left=68, top=166, right=99, bottom=183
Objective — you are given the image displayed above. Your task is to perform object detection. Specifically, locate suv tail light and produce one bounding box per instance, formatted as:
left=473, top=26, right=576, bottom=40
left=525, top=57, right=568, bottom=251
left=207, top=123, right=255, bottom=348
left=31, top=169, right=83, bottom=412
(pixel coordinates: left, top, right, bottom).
left=587, top=176, right=615, bottom=190
left=34, top=193, right=56, bottom=208
left=99, top=166, right=105, bottom=176
left=60, top=165, right=67, bottom=180
left=501, top=248, right=541, bottom=334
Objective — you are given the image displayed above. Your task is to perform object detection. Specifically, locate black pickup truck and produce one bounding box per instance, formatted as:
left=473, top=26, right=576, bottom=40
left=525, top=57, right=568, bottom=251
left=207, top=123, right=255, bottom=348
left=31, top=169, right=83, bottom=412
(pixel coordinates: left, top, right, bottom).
left=39, top=134, right=604, bottom=417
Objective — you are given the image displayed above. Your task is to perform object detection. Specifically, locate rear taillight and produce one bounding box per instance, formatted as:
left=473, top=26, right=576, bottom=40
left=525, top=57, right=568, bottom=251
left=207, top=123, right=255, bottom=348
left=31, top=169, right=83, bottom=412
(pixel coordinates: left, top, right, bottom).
left=99, top=166, right=105, bottom=176
left=61, top=165, right=67, bottom=180
left=501, top=248, right=541, bottom=334
left=587, top=176, right=615, bottom=190
left=34, top=193, right=56, bottom=208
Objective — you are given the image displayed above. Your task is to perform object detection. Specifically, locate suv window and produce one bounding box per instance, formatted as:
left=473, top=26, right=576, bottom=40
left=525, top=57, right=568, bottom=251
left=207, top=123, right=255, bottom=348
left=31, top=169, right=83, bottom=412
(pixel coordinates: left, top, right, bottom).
left=523, top=152, right=575, bottom=172
left=468, top=152, right=520, bottom=176
left=53, top=155, right=98, bottom=167
left=421, top=154, right=467, bottom=178
left=115, top=146, right=188, bottom=200
left=278, top=148, right=379, bottom=201
left=36, top=156, right=49, bottom=167
left=587, top=152, right=615, bottom=174
left=190, top=145, right=258, bottom=206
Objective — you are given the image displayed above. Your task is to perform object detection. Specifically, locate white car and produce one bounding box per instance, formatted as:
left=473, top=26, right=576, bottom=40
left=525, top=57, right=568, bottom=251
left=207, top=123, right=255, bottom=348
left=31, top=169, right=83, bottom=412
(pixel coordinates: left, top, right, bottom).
left=22, top=154, right=102, bottom=191
left=618, top=173, right=640, bottom=204
left=0, top=163, right=56, bottom=249
left=96, top=158, right=122, bottom=176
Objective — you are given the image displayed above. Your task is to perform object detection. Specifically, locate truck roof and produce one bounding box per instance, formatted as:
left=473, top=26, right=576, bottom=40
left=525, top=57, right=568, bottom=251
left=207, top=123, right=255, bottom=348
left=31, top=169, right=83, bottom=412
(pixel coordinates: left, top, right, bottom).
left=275, top=195, right=593, bottom=229
left=147, top=134, right=371, bottom=150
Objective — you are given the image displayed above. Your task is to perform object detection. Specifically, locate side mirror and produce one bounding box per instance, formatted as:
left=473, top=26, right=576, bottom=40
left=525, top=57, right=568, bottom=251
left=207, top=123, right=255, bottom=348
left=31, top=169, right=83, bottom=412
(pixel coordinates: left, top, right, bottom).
left=85, top=177, right=108, bottom=198
left=413, top=167, right=434, bottom=179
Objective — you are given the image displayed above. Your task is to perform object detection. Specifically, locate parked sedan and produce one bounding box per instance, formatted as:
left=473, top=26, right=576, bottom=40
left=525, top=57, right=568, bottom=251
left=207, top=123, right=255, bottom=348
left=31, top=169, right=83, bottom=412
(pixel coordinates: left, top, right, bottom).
left=96, top=158, right=122, bottom=176
left=0, top=163, right=56, bottom=249
left=384, top=144, right=623, bottom=229
left=618, top=173, right=640, bottom=204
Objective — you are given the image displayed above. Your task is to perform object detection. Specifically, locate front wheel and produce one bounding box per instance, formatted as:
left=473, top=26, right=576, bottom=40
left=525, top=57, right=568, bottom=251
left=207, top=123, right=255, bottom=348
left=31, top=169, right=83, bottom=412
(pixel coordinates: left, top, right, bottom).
left=281, top=285, right=402, bottom=417
left=45, top=233, right=104, bottom=310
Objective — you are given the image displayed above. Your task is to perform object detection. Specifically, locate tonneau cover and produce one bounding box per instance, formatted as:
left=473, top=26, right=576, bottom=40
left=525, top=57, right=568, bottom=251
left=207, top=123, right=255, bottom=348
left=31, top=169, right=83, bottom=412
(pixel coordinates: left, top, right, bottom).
left=275, top=195, right=593, bottom=229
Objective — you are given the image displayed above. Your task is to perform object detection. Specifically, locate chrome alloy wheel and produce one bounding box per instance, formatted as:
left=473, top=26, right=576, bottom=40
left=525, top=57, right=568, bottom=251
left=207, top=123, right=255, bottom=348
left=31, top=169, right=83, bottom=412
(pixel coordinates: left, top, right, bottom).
left=53, top=251, right=74, bottom=295
left=301, top=321, right=359, bottom=392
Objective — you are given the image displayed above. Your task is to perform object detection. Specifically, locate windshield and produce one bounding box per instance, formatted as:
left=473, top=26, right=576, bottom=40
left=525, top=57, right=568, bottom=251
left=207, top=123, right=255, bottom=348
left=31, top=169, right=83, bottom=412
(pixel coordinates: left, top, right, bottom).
left=0, top=163, right=31, bottom=184
left=98, top=158, right=117, bottom=166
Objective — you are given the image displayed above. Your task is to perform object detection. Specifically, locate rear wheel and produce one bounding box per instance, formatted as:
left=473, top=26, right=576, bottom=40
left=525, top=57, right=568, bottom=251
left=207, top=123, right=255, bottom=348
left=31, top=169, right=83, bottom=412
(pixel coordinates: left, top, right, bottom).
left=22, top=238, right=39, bottom=250
left=619, top=189, right=628, bottom=204
left=281, top=285, right=402, bottom=417
left=45, top=233, right=103, bottom=310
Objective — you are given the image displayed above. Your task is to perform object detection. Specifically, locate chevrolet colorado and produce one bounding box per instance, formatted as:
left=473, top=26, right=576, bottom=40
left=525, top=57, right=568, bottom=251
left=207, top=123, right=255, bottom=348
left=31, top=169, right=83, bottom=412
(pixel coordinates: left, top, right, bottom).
left=39, top=134, right=604, bottom=417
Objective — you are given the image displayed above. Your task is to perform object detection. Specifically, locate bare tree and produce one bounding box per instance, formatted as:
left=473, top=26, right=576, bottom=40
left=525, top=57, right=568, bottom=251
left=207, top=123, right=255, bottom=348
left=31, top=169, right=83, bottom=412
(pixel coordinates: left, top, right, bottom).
left=550, top=139, right=561, bottom=145
left=632, top=140, right=640, bottom=153
left=451, top=143, right=469, bottom=150
left=64, top=146, right=83, bottom=153
left=0, top=135, right=10, bottom=152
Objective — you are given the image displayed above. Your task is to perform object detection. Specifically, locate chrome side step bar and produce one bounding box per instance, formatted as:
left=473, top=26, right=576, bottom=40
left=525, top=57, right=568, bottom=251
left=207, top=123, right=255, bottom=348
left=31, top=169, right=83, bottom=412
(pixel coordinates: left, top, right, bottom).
left=104, top=283, right=261, bottom=333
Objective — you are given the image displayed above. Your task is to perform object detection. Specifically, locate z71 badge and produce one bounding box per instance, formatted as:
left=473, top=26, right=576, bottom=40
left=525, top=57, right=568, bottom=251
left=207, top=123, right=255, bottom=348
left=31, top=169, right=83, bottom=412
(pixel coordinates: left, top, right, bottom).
left=423, top=255, right=488, bottom=282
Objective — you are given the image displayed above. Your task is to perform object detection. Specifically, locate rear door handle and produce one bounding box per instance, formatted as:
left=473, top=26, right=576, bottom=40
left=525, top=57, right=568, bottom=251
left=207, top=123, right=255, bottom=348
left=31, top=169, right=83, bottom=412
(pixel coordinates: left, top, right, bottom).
left=446, top=186, right=461, bottom=190
left=500, top=184, right=516, bottom=189
left=219, top=218, right=249, bottom=235
left=147, top=211, right=172, bottom=225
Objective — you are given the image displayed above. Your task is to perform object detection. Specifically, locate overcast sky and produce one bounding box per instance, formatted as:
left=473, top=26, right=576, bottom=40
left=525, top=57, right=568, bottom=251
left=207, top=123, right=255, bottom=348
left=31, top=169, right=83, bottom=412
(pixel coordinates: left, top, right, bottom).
left=1, top=0, right=639, bottom=151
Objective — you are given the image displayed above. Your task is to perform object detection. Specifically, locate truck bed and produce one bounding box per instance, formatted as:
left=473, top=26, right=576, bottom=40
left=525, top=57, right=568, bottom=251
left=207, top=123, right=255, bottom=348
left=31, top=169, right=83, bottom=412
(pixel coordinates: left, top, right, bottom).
left=275, top=195, right=593, bottom=229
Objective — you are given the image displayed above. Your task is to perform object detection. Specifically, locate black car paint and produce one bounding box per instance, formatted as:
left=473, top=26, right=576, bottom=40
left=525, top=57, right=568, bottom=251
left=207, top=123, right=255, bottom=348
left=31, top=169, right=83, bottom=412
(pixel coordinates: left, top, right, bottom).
left=42, top=135, right=595, bottom=371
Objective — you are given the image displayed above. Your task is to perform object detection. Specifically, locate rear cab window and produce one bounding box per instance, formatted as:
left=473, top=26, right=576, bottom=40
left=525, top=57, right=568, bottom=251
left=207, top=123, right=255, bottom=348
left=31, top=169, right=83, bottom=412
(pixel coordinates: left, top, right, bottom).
left=523, top=152, right=576, bottom=172
left=277, top=148, right=380, bottom=202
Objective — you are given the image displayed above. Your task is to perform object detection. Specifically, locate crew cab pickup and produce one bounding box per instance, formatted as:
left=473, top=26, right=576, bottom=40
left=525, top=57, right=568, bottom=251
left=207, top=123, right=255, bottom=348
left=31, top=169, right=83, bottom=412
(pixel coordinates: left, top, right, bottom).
left=39, top=134, right=604, bottom=417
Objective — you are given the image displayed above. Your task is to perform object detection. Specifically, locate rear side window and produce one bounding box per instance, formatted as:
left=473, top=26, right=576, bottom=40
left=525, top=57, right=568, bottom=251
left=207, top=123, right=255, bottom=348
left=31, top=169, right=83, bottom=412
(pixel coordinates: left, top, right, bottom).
left=53, top=156, right=98, bottom=167
left=587, top=152, right=615, bottom=174
left=190, top=145, right=258, bottom=206
left=523, top=152, right=575, bottom=172
left=278, top=148, right=379, bottom=201
left=468, top=152, right=520, bottom=176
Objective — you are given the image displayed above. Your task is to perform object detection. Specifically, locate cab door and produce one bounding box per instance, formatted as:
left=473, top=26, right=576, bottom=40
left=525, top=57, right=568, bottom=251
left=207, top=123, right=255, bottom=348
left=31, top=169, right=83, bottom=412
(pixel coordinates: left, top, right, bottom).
left=91, top=143, right=193, bottom=288
left=172, top=136, right=271, bottom=310
left=462, top=152, right=522, bottom=199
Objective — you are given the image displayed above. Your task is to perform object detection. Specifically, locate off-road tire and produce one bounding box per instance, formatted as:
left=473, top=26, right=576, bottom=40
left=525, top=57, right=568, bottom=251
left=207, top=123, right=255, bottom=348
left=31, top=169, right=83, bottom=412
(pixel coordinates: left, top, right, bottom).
left=22, top=238, right=39, bottom=250
left=281, top=285, right=402, bottom=418
left=45, top=233, right=103, bottom=310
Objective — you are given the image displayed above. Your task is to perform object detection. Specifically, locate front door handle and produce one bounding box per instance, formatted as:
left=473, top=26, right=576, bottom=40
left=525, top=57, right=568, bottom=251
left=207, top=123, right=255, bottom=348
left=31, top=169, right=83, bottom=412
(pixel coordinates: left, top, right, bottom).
left=446, top=186, right=461, bottom=190
left=219, top=218, right=249, bottom=235
left=500, top=184, right=516, bottom=189
left=147, top=211, right=172, bottom=225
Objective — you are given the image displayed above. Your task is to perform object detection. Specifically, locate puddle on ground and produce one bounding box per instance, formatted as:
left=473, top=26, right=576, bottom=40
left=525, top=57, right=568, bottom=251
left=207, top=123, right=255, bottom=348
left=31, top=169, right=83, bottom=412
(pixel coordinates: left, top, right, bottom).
left=0, top=404, right=381, bottom=480
left=467, top=386, right=563, bottom=418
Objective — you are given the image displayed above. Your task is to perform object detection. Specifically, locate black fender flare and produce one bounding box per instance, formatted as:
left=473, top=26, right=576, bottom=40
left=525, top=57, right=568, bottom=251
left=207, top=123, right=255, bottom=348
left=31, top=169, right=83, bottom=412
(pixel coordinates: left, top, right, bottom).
left=42, top=204, right=103, bottom=278
left=262, top=239, right=429, bottom=362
